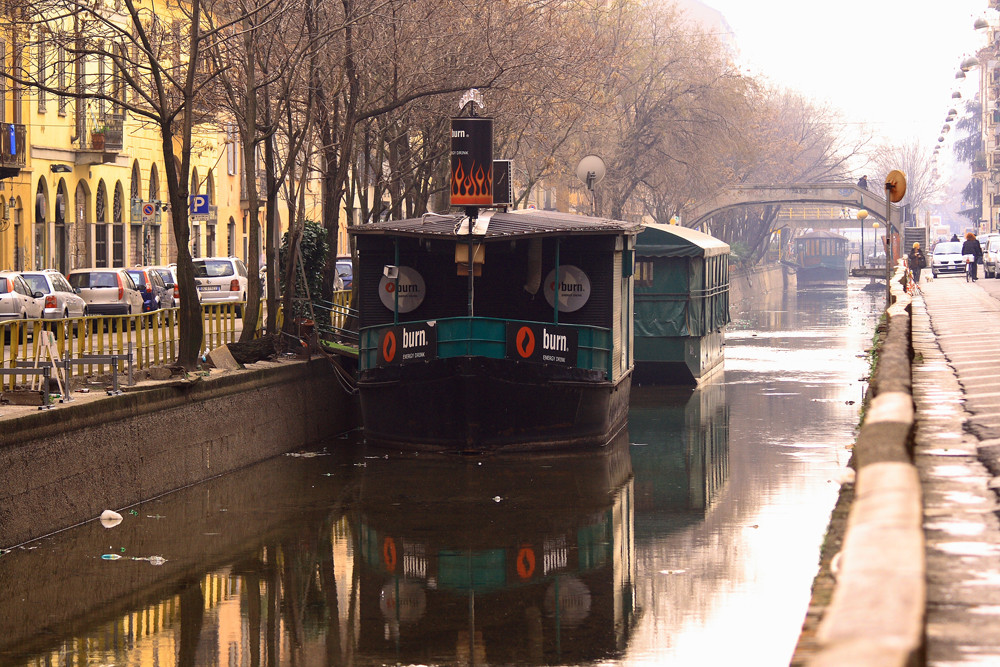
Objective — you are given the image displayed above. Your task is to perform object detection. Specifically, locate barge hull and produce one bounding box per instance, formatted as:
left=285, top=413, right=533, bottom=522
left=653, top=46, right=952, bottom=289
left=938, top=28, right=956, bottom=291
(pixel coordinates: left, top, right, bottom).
left=359, top=357, right=630, bottom=451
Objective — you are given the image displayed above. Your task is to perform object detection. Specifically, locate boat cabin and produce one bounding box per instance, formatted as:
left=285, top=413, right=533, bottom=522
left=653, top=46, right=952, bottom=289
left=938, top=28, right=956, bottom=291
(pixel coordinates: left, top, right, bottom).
left=349, top=209, right=641, bottom=450
left=632, top=223, right=730, bottom=384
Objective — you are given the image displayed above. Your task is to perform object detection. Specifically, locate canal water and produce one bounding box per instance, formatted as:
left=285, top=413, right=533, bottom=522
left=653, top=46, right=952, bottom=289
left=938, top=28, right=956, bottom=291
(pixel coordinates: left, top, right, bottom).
left=0, top=280, right=882, bottom=667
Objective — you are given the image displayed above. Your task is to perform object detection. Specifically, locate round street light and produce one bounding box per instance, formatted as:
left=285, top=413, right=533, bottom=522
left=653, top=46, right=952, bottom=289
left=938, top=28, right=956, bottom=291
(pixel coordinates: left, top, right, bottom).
left=975, top=17, right=990, bottom=30
left=953, top=91, right=963, bottom=99
left=961, top=56, right=980, bottom=71
left=957, top=70, right=967, bottom=79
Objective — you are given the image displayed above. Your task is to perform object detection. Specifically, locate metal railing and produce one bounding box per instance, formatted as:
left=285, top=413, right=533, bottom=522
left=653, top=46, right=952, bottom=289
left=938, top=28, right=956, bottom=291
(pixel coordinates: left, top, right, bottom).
left=0, top=304, right=240, bottom=390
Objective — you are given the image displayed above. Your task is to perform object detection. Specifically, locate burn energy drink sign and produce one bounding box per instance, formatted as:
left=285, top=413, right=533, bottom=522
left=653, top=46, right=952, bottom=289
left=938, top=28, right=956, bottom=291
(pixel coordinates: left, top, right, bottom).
left=506, top=322, right=578, bottom=366
left=377, top=322, right=438, bottom=367
left=451, top=117, right=493, bottom=206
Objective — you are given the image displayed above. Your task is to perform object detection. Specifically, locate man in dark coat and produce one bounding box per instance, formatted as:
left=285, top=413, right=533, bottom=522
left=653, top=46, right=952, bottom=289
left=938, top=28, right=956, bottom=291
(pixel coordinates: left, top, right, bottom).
left=962, top=232, right=984, bottom=281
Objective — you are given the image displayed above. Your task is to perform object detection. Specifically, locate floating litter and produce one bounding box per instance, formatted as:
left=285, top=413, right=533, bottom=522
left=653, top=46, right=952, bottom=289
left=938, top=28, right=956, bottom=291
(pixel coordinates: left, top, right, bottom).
left=493, top=496, right=502, bottom=503
left=100, top=510, right=123, bottom=528
left=133, top=555, right=167, bottom=566
left=101, top=554, right=122, bottom=560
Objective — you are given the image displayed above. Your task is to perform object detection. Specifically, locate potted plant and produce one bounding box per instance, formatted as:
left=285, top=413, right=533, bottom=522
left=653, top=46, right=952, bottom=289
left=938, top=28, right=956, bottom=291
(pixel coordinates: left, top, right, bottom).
left=91, top=125, right=107, bottom=150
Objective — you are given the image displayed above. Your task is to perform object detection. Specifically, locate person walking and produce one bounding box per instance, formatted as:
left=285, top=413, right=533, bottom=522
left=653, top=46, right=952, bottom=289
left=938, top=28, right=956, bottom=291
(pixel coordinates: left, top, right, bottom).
left=908, top=242, right=927, bottom=284
left=962, top=232, right=984, bottom=281
left=857, top=175, right=869, bottom=190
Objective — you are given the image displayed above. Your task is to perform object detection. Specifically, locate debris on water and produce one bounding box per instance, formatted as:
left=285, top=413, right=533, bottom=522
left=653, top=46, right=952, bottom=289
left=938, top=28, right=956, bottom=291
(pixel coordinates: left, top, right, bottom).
left=285, top=451, right=326, bottom=458
left=100, top=510, right=123, bottom=528
left=128, top=509, right=139, bottom=516
left=76, top=388, right=90, bottom=393
left=354, top=462, right=367, bottom=467
left=133, top=555, right=167, bottom=566
left=493, top=496, right=502, bottom=503
left=660, top=569, right=686, bottom=575
left=845, top=400, right=855, bottom=405
left=322, top=472, right=335, bottom=477
left=101, top=553, right=122, bottom=560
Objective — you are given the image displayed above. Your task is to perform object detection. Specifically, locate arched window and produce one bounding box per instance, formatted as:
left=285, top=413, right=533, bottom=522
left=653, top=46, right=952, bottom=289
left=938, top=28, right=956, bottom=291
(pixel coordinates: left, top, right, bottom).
left=95, top=180, right=108, bottom=267
left=113, top=182, right=124, bottom=266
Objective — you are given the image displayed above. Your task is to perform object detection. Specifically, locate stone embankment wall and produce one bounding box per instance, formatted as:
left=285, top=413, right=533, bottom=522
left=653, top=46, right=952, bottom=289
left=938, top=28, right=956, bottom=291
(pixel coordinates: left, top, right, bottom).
left=0, top=359, right=358, bottom=547
left=729, top=262, right=793, bottom=308
left=807, top=266, right=922, bottom=666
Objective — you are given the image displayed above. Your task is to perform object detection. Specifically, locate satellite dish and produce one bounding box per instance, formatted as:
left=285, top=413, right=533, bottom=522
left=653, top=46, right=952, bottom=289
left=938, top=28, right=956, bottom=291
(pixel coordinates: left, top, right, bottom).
left=576, top=155, right=606, bottom=189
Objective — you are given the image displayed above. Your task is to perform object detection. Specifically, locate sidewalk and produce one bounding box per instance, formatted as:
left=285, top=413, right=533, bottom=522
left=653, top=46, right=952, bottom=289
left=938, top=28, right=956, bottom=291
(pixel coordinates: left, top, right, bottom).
left=914, top=276, right=1000, bottom=664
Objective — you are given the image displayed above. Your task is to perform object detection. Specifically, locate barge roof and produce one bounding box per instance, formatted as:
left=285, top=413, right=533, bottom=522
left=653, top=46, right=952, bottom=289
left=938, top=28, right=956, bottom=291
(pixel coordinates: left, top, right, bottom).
left=636, top=223, right=730, bottom=258
left=348, top=209, right=643, bottom=241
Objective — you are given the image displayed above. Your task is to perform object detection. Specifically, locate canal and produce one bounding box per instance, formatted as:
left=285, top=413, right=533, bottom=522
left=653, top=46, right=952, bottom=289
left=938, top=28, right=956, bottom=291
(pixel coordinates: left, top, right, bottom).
left=0, top=280, right=882, bottom=666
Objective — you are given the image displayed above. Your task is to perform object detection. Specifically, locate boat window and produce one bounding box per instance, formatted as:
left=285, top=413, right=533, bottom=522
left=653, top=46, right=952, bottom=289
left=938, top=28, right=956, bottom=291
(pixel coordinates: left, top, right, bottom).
left=635, top=260, right=654, bottom=287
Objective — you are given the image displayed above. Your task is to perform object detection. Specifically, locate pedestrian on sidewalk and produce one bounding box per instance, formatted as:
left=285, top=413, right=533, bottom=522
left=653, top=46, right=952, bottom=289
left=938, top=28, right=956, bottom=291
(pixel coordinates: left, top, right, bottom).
left=908, top=242, right=927, bottom=284
left=962, top=232, right=984, bottom=281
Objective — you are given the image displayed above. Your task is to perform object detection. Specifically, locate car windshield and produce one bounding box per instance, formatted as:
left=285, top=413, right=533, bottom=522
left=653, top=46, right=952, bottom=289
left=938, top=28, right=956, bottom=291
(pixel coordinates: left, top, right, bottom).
left=934, top=242, right=962, bottom=255
left=194, top=259, right=234, bottom=278
left=20, top=274, right=50, bottom=294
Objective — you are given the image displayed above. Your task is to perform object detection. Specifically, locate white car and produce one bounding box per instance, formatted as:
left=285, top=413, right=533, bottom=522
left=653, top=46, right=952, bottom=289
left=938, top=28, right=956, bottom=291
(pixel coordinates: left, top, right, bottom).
left=193, top=257, right=249, bottom=316
left=18, top=269, right=88, bottom=319
left=983, top=235, right=1000, bottom=278
left=66, top=268, right=144, bottom=316
left=930, top=241, right=966, bottom=278
left=0, top=271, right=44, bottom=321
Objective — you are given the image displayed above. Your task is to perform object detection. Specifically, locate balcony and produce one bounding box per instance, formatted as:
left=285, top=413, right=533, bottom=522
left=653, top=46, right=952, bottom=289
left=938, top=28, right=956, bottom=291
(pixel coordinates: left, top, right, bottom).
left=75, top=111, right=124, bottom=165
left=0, top=122, right=26, bottom=179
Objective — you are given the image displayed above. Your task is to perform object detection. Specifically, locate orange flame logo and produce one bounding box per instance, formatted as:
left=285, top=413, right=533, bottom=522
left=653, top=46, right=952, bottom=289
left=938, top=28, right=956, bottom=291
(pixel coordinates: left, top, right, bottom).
left=452, top=160, right=493, bottom=205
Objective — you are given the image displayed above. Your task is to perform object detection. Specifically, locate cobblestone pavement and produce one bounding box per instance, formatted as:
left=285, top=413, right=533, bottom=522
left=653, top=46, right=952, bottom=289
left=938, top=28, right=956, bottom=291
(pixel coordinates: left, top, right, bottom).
left=915, top=275, right=1000, bottom=665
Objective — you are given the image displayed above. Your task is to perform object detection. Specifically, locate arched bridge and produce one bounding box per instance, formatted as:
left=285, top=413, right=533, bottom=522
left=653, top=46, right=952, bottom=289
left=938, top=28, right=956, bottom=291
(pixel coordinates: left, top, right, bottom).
left=683, top=182, right=902, bottom=230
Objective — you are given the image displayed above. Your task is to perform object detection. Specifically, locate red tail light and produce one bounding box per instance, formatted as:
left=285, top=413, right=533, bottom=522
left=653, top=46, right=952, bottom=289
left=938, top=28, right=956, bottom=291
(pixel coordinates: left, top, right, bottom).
left=44, top=295, right=57, bottom=309
left=230, top=279, right=240, bottom=292
left=173, top=285, right=179, bottom=298
left=116, top=273, right=124, bottom=301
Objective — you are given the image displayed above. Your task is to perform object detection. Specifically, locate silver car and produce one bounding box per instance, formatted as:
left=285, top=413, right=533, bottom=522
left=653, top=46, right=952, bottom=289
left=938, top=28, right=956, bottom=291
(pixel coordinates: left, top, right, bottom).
left=0, top=271, right=44, bottom=321
left=984, top=235, right=1000, bottom=278
left=18, top=269, right=87, bottom=319
left=66, top=268, right=144, bottom=316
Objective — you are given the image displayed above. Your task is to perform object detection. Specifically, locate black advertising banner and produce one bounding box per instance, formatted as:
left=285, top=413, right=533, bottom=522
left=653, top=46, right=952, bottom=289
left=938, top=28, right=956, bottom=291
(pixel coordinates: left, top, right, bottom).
left=451, top=117, right=494, bottom=206
left=506, top=322, right=578, bottom=366
left=377, top=323, right=438, bottom=367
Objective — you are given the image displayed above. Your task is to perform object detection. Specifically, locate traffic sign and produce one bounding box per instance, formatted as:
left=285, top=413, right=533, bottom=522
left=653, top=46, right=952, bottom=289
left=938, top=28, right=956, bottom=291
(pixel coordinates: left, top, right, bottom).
left=189, top=194, right=209, bottom=219
left=141, top=202, right=155, bottom=224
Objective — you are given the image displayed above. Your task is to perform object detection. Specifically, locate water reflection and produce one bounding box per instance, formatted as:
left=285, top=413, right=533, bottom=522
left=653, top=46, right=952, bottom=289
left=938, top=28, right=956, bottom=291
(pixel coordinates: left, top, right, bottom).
left=3, top=432, right=636, bottom=667
left=354, top=432, right=635, bottom=665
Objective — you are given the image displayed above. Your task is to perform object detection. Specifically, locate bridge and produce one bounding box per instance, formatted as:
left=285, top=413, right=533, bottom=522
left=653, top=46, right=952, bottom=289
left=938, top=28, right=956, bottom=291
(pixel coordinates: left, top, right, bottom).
left=683, top=182, right=902, bottom=230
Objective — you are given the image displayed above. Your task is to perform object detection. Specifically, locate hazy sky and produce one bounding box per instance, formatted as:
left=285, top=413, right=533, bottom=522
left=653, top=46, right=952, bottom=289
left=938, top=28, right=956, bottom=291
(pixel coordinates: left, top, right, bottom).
left=699, top=0, right=991, bottom=148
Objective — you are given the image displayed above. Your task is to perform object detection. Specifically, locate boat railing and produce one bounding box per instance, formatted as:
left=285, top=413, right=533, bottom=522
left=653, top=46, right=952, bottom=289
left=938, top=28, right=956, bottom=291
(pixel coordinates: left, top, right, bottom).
left=358, top=316, right=612, bottom=377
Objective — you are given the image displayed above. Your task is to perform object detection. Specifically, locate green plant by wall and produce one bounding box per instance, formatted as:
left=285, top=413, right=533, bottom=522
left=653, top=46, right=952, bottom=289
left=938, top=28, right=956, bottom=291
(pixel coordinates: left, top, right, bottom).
left=279, top=220, right=328, bottom=321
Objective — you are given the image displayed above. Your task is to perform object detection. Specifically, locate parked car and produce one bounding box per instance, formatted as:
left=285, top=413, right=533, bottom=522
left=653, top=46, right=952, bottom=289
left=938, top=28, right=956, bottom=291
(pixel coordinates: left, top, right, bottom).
left=0, top=271, right=44, bottom=321
left=148, top=265, right=180, bottom=307
left=18, top=269, right=87, bottom=319
left=931, top=241, right=965, bottom=278
left=193, top=256, right=249, bottom=316
left=336, top=255, right=353, bottom=290
left=126, top=267, right=173, bottom=311
left=66, top=268, right=144, bottom=316
left=983, top=235, right=1000, bottom=278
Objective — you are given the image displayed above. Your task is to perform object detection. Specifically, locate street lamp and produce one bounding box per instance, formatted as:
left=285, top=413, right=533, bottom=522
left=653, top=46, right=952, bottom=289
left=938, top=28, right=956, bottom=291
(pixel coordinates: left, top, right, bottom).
left=872, top=221, right=881, bottom=266
left=857, top=209, right=869, bottom=268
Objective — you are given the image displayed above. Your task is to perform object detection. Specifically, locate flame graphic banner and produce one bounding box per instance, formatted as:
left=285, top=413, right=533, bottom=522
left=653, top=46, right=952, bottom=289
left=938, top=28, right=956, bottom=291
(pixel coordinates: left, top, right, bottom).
left=451, top=117, right=494, bottom=206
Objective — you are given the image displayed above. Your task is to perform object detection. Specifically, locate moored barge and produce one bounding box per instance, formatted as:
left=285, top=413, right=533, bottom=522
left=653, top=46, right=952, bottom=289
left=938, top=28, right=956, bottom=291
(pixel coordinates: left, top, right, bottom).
left=350, top=209, right=641, bottom=450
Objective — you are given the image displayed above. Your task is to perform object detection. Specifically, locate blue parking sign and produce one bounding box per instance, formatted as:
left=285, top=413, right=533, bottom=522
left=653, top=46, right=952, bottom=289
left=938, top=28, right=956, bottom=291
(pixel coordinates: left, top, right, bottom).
left=189, top=194, right=209, bottom=217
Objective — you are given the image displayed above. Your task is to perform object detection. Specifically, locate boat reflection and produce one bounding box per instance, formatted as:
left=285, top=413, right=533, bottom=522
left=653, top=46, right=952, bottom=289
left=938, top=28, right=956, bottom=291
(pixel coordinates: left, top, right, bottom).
left=4, top=433, right=635, bottom=667
left=628, top=379, right=730, bottom=521
left=355, top=429, right=636, bottom=665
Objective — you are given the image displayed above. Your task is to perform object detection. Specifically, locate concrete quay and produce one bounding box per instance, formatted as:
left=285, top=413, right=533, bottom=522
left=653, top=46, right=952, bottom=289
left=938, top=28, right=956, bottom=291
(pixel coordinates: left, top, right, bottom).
left=806, top=269, right=1000, bottom=666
